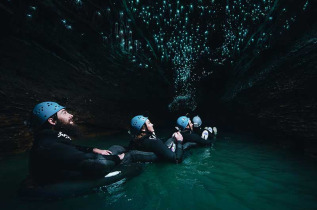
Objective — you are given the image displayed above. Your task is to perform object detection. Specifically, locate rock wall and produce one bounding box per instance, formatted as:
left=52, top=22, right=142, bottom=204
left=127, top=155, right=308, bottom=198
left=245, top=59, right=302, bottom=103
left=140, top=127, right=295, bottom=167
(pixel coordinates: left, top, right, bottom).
left=213, top=23, right=317, bottom=157
left=1, top=0, right=316, bottom=157
left=0, top=0, right=172, bottom=155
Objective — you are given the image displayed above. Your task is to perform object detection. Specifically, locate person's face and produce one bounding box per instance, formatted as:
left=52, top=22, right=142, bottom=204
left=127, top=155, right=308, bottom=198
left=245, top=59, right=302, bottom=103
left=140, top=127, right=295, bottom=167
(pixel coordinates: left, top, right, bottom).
left=145, top=119, right=155, bottom=133
left=56, top=109, right=74, bottom=125
left=187, top=120, right=193, bottom=131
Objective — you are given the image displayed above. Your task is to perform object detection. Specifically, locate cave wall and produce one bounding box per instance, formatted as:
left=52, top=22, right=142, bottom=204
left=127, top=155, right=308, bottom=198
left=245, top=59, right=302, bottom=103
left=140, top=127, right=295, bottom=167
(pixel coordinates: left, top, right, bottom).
left=1, top=0, right=316, bottom=157
left=213, top=19, right=317, bottom=157
left=0, top=0, right=172, bottom=155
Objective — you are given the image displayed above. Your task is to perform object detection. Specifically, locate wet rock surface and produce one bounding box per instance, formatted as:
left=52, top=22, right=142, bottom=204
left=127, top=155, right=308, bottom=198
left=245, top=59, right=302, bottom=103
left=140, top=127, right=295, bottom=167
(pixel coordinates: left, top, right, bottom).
left=202, top=26, right=317, bottom=158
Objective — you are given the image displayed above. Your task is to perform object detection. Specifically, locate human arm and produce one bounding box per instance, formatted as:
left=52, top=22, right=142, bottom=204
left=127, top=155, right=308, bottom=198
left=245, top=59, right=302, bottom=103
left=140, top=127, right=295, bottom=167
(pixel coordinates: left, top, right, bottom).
left=92, top=148, right=112, bottom=155
left=146, top=138, right=183, bottom=163
left=76, top=144, right=122, bottom=158
left=202, top=127, right=217, bottom=139
left=124, top=150, right=159, bottom=163
left=36, top=141, right=120, bottom=178
left=183, top=132, right=213, bottom=145
left=74, top=144, right=113, bottom=155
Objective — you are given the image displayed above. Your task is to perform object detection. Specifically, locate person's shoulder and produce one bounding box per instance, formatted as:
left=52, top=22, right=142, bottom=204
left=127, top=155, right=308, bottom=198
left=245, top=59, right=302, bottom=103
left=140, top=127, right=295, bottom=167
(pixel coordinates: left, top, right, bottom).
left=190, top=132, right=201, bottom=138
left=186, top=130, right=199, bottom=137
left=193, top=127, right=202, bottom=132
left=181, top=130, right=190, bottom=135
left=34, top=129, right=58, bottom=140
left=140, top=133, right=157, bottom=140
left=143, top=135, right=161, bottom=144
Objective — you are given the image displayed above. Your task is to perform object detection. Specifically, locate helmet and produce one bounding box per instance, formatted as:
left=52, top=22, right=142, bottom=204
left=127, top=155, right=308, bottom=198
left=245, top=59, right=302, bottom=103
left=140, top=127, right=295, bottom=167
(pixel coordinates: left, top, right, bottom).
left=32, top=102, right=65, bottom=126
left=130, top=115, right=148, bottom=135
left=192, top=115, right=202, bottom=127
left=176, top=116, right=190, bottom=130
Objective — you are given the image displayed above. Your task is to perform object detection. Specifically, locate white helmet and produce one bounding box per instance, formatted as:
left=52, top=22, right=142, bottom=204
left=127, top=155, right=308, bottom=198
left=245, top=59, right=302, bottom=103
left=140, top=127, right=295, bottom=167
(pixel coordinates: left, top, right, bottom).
left=192, top=115, right=202, bottom=127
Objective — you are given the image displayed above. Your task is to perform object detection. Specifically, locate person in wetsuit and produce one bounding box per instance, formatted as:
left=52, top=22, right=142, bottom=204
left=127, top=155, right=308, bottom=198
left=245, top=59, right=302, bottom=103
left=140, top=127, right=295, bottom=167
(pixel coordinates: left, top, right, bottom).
left=192, top=115, right=218, bottom=140
left=128, top=115, right=184, bottom=163
left=29, top=101, right=125, bottom=185
left=176, top=116, right=213, bottom=147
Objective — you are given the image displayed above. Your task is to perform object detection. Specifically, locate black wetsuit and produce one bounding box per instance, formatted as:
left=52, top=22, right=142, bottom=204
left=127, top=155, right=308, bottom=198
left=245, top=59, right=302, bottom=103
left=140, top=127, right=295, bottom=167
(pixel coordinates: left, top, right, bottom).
left=181, top=129, right=213, bottom=146
left=128, top=133, right=183, bottom=163
left=29, top=129, right=121, bottom=184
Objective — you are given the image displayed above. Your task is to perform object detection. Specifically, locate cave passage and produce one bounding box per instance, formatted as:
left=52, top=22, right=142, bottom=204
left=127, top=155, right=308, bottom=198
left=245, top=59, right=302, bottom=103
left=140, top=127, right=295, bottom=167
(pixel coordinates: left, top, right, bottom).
left=0, top=0, right=316, bottom=208
left=1, top=0, right=316, bottom=156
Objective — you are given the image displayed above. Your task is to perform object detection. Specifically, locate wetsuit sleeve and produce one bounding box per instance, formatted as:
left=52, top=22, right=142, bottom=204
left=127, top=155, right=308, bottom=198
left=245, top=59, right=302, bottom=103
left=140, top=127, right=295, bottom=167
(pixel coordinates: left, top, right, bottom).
left=175, top=141, right=183, bottom=163
left=122, top=150, right=159, bottom=163
left=38, top=142, right=119, bottom=177
left=57, top=140, right=120, bottom=164
left=183, top=132, right=212, bottom=146
left=55, top=135, right=94, bottom=153
left=147, top=139, right=183, bottom=163
left=74, top=145, right=94, bottom=153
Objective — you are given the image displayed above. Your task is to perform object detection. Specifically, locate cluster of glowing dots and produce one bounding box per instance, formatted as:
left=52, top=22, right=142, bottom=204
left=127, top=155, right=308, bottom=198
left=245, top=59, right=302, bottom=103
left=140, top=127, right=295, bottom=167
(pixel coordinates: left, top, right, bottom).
left=125, top=0, right=289, bottom=110
left=20, top=0, right=309, bottom=111
left=221, top=0, right=275, bottom=58
left=128, top=0, right=220, bottom=96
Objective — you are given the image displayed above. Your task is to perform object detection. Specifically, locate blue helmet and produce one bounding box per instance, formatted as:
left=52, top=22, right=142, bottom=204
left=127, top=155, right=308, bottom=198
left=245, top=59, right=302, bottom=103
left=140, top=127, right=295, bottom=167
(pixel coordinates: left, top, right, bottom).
left=192, top=115, right=202, bottom=128
left=177, top=116, right=190, bottom=130
left=130, top=115, right=148, bottom=135
left=32, top=102, right=65, bottom=126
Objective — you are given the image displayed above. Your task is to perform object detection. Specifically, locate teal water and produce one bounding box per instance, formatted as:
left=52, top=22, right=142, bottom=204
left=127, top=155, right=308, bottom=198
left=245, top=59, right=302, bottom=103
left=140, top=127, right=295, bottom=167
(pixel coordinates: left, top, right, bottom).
left=1, top=131, right=317, bottom=210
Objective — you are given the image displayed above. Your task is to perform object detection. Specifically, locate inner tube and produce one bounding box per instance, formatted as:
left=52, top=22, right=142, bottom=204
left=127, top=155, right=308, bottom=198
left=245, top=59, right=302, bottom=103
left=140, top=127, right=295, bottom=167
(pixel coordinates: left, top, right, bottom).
left=109, top=145, right=159, bottom=163
left=165, top=138, right=197, bottom=151
left=18, top=162, right=144, bottom=201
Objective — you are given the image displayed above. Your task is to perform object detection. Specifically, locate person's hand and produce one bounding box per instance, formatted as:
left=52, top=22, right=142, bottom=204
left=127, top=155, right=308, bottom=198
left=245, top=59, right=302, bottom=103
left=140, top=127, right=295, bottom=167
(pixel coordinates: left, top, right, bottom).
left=118, top=153, right=125, bottom=160
left=172, top=131, right=183, bottom=142
left=93, top=148, right=112, bottom=155
left=204, top=127, right=213, bottom=133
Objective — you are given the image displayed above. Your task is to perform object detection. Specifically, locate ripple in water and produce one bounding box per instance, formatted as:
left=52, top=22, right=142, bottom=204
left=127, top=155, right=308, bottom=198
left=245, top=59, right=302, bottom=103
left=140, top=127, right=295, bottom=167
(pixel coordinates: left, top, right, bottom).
left=0, top=132, right=316, bottom=210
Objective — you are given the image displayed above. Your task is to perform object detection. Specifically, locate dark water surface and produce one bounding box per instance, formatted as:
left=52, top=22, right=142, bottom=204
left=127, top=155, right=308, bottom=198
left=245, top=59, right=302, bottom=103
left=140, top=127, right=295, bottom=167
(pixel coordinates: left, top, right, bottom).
left=1, top=131, right=316, bottom=210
